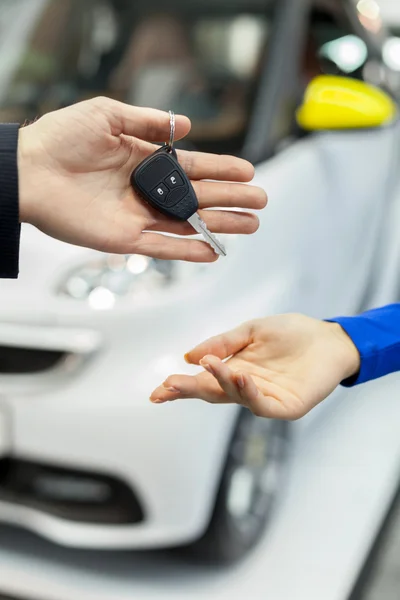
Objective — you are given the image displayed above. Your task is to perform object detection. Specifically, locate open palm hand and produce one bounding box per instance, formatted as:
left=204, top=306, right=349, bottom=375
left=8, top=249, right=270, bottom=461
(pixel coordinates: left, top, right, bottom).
left=151, top=314, right=361, bottom=419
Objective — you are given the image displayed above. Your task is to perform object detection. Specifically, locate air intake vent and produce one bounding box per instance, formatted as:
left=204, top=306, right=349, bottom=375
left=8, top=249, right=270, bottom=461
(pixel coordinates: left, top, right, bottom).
left=0, top=459, right=145, bottom=525
left=0, top=346, right=66, bottom=374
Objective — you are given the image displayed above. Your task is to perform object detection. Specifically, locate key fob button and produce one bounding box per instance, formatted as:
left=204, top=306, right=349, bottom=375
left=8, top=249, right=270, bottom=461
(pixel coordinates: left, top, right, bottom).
left=131, top=146, right=198, bottom=220
left=137, top=157, right=174, bottom=190
left=163, top=186, right=188, bottom=208
left=150, top=183, right=169, bottom=202
left=165, top=171, right=184, bottom=189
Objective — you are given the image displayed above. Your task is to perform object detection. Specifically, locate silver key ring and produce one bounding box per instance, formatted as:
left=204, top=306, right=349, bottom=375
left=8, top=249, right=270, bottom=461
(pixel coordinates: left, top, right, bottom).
left=168, top=110, right=175, bottom=151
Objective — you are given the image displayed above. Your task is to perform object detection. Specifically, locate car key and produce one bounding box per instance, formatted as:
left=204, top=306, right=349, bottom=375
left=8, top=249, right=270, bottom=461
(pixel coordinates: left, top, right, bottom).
left=130, top=111, right=226, bottom=257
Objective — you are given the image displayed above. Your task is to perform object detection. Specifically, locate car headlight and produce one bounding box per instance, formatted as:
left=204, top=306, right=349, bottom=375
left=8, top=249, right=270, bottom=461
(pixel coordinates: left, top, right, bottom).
left=58, top=255, right=177, bottom=309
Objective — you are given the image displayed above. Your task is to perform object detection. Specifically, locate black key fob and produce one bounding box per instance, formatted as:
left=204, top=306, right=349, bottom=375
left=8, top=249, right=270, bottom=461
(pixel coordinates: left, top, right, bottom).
left=131, top=146, right=198, bottom=221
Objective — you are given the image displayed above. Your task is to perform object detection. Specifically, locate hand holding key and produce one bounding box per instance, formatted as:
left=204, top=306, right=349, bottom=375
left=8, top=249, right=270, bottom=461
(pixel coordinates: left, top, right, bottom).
left=19, top=97, right=267, bottom=262
left=132, top=139, right=227, bottom=256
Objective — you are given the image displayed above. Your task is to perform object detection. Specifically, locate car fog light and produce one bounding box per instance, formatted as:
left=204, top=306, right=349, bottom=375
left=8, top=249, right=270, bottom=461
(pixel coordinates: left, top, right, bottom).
left=58, top=254, right=176, bottom=305
left=88, top=287, right=116, bottom=311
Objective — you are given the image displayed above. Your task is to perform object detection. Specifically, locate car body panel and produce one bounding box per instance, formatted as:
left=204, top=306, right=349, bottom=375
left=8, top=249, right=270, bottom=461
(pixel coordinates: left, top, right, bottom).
left=0, top=0, right=399, bottom=551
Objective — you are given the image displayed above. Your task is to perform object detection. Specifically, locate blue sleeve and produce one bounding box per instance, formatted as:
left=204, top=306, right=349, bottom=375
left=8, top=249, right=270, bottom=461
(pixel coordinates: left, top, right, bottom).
left=328, top=304, right=400, bottom=387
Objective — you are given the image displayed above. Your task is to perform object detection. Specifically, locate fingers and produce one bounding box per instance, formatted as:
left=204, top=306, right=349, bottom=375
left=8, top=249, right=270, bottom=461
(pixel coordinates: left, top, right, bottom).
left=150, top=356, right=288, bottom=419
left=99, top=99, right=254, bottom=182
left=95, top=98, right=192, bottom=142
left=183, top=355, right=289, bottom=419
left=133, top=232, right=219, bottom=262
left=200, top=356, right=238, bottom=398
left=148, top=210, right=259, bottom=236
left=177, top=149, right=255, bottom=183
left=123, top=138, right=256, bottom=184
left=235, top=372, right=260, bottom=404
left=184, top=322, right=255, bottom=365
left=193, top=181, right=267, bottom=210
left=236, top=373, right=289, bottom=419
left=150, top=371, right=228, bottom=404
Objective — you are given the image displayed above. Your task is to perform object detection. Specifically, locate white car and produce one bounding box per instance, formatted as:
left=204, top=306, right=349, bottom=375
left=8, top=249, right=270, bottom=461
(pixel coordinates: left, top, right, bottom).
left=0, top=0, right=399, bottom=564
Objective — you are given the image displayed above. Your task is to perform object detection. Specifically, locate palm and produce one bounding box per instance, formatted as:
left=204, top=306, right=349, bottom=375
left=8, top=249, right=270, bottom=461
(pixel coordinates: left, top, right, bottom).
left=228, top=354, right=304, bottom=401
left=19, top=97, right=266, bottom=261
left=223, top=339, right=322, bottom=418
left=205, top=323, right=334, bottom=417
left=23, top=102, right=166, bottom=251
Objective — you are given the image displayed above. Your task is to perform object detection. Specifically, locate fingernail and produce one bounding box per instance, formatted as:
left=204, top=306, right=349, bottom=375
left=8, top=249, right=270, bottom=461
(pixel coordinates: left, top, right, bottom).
left=150, top=397, right=166, bottom=404
left=236, top=374, right=245, bottom=389
left=200, top=361, right=215, bottom=377
left=184, top=353, right=192, bottom=364
left=163, top=386, right=180, bottom=393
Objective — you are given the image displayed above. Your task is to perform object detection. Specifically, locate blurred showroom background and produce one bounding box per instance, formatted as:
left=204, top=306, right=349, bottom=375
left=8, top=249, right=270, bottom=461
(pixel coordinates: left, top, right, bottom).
left=0, top=1, right=400, bottom=599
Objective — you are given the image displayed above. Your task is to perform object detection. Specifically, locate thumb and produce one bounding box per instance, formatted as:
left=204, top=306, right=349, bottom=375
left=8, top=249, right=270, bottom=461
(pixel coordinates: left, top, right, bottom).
left=185, top=321, right=254, bottom=365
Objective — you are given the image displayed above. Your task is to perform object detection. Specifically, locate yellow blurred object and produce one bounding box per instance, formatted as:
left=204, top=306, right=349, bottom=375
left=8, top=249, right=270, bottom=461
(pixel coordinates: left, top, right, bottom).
left=296, top=75, right=397, bottom=130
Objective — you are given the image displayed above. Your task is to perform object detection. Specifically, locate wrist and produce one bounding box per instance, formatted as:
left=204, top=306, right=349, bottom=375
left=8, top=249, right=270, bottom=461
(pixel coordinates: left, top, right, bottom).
left=327, top=321, right=361, bottom=380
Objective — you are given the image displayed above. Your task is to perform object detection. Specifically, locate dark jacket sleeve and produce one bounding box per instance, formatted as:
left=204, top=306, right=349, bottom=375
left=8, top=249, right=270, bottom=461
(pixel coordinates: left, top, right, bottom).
left=0, top=123, right=21, bottom=278
left=328, top=303, right=400, bottom=386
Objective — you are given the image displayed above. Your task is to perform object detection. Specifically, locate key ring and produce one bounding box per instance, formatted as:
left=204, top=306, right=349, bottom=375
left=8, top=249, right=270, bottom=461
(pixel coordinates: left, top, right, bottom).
left=167, top=110, right=175, bottom=152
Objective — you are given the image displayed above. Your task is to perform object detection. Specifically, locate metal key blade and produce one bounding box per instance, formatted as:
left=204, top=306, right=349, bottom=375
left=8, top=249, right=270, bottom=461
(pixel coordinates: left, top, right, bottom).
left=188, top=213, right=227, bottom=257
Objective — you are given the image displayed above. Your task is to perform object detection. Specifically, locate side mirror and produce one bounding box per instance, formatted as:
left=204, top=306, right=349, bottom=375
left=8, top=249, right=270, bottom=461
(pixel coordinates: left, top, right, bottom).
left=296, top=75, right=397, bottom=131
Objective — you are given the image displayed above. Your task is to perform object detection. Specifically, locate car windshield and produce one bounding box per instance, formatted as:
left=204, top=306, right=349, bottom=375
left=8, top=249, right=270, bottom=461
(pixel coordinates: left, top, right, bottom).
left=0, top=0, right=276, bottom=154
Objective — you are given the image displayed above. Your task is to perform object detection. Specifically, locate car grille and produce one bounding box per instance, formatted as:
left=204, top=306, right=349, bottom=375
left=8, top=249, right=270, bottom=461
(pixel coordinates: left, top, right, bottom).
left=0, top=459, right=145, bottom=525
left=0, top=346, right=66, bottom=374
